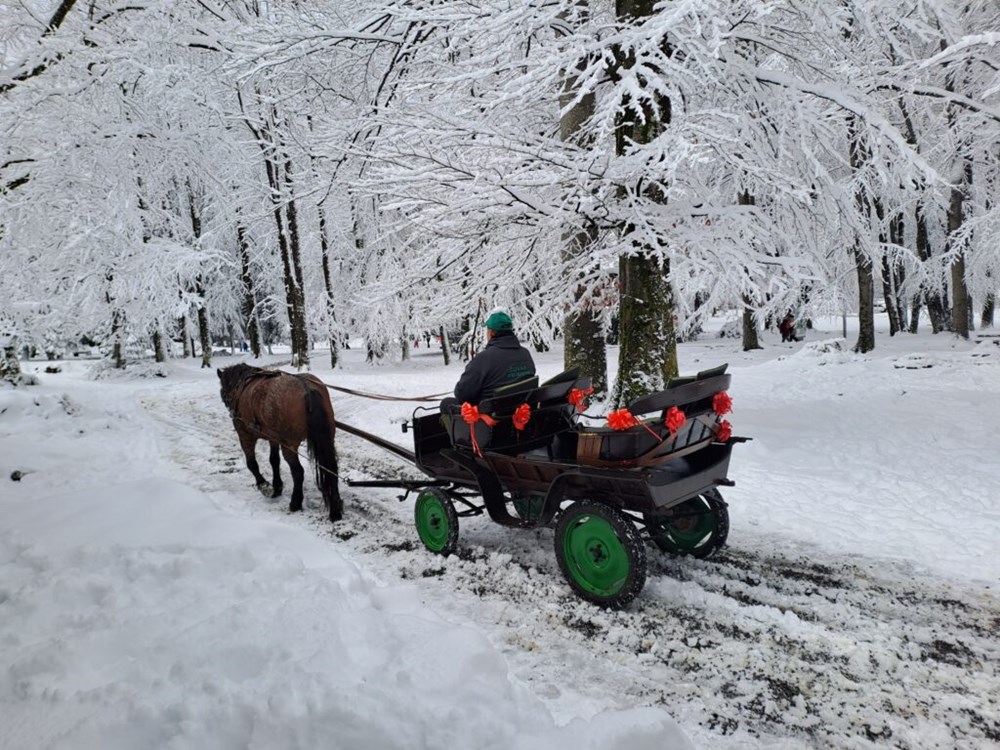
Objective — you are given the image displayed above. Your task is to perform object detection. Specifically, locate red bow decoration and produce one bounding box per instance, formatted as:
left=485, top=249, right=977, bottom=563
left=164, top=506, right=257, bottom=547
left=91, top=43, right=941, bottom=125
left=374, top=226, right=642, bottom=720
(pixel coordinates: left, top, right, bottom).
left=461, top=402, right=498, bottom=456
left=665, top=406, right=687, bottom=435
left=567, top=386, right=593, bottom=412
left=607, top=408, right=639, bottom=431
left=513, top=403, right=531, bottom=431
left=712, top=391, right=733, bottom=416
left=716, top=419, right=732, bottom=442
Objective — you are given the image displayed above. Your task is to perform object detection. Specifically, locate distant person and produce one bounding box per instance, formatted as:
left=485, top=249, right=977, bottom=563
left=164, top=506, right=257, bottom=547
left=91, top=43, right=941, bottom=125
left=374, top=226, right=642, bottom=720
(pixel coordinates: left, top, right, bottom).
left=778, top=313, right=802, bottom=342
left=440, top=311, right=536, bottom=412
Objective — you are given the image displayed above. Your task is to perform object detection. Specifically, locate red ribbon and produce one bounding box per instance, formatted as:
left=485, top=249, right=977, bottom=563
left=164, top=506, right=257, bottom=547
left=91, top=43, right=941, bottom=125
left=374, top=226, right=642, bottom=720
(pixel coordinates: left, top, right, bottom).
left=513, top=403, right=531, bottom=431
left=461, top=402, right=498, bottom=457
left=712, top=391, right=733, bottom=416
left=607, top=408, right=638, bottom=430
left=567, top=386, right=593, bottom=412
left=608, top=408, right=663, bottom=442
left=716, top=419, right=732, bottom=442
left=665, top=406, right=687, bottom=435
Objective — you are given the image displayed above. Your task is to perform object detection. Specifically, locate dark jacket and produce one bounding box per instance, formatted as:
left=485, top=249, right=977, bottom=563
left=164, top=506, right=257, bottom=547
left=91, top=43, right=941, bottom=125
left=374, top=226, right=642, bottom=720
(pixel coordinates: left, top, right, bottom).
left=453, top=332, right=536, bottom=404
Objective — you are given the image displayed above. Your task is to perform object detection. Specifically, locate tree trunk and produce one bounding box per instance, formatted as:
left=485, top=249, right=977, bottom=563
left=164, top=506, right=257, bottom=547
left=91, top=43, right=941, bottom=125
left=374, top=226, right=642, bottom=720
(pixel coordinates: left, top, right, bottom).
left=612, top=254, right=677, bottom=406
left=237, top=223, right=261, bottom=358
left=982, top=294, right=995, bottom=328
left=152, top=329, right=166, bottom=362
left=107, top=282, right=125, bottom=369
left=243, top=101, right=308, bottom=368
left=853, top=246, right=876, bottom=353
left=179, top=315, right=191, bottom=357
left=848, top=118, right=875, bottom=353
left=186, top=185, right=211, bottom=369
left=737, top=192, right=761, bottom=352
left=196, top=287, right=211, bottom=369
left=611, top=0, right=676, bottom=406
left=881, top=257, right=901, bottom=335
left=559, top=1, right=608, bottom=397
left=281, top=148, right=309, bottom=367
left=439, top=325, right=450, bottom=366
left=0, top=343, right=22, bottom=385
left=318, top=203, right=339, bottom=368
left=947, top=161, right=972, bottom=340
left=914, top=204, right=950, bottom=332
left=741, top=302, right=761, bottom=351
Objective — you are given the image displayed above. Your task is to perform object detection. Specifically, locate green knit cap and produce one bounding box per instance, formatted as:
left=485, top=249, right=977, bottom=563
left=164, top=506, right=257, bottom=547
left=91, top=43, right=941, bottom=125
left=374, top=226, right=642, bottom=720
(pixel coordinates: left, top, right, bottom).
left=483, top=311, right=514, bottom=333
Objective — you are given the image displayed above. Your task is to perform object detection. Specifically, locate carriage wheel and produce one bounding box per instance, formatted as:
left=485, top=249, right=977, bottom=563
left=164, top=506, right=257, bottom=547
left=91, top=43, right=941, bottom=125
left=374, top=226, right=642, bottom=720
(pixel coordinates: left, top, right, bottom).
left=414, top=488, right=459, bottom=555
left=647, top=490, right=729, bottom=559
left=554, top=501, right=646, bottom=609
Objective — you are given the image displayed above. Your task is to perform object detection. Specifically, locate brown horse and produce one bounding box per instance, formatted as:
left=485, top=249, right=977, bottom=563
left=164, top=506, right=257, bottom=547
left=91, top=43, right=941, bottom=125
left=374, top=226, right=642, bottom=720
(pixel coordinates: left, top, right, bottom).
left=218, top=364, right=342, bottom=522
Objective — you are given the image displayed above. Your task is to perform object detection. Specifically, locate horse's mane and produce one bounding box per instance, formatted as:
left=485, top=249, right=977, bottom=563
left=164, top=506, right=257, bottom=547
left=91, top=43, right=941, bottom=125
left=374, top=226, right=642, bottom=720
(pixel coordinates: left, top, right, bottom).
left=219, top=364, right=281, bottom=409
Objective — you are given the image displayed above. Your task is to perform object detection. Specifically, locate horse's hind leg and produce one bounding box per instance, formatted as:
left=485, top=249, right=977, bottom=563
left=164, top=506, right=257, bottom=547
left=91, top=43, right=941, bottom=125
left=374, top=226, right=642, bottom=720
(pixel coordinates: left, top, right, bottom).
left=269, top=441, right=283, bottom=498
left=282, top=445, right=305, bottom=513
left=237, top=431, right=271, bottom=495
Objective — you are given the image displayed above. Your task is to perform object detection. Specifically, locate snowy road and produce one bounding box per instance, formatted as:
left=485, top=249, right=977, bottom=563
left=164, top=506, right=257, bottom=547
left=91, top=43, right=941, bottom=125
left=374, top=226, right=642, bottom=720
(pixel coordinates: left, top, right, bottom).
left=143, top=377, right=999, bottom=750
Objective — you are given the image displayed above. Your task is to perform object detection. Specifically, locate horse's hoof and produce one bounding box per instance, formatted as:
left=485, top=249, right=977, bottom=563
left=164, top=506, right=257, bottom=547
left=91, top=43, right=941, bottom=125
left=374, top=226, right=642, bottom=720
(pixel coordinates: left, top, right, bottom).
left=271, top=485, right=283, bottom=498
left=256, top=483, right=272, bottom=497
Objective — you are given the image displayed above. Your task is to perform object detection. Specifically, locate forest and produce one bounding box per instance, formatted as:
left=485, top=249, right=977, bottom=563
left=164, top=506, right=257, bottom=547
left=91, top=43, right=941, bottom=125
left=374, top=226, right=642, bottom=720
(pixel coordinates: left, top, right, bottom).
left=2, top=0, right=999, bottom=404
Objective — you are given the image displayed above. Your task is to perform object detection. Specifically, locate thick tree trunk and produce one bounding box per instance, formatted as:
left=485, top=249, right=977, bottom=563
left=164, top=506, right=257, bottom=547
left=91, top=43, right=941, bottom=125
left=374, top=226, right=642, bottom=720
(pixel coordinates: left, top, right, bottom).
left=611, top=0, right=676, bottom=406
left=560, top=2, right=608, bottom=397
left=853, top=246, right=876, bottom=353
left=612, top=254, right=677, bottom=406
left=741, top=303, right=761, bottom=351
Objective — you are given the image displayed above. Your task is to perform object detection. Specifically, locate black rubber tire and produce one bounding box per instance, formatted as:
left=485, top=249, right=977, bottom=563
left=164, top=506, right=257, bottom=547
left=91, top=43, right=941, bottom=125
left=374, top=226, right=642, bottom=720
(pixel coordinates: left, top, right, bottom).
left=554, top=500, right=646, bottom=609
left=647, top=489, right=729, bottom=559
left=414, top=488, right=459, bottom=555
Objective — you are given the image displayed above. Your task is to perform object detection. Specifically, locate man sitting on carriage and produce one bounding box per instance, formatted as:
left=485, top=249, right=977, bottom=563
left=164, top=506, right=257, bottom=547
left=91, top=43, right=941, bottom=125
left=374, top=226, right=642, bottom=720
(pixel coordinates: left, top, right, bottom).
left=440, top=311, right=536, bottom=413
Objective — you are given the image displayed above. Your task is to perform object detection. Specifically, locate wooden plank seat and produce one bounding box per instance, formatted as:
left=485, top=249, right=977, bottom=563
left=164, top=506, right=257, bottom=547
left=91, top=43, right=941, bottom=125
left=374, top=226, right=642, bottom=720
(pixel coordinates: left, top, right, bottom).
left=575, top=365, right=732, bottom=468
left=448, top=370, right=589, bottom=455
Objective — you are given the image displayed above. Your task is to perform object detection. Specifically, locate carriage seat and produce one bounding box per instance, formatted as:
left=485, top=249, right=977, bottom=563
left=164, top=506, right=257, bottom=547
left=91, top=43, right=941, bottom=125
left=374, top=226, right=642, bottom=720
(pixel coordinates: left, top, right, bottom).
left=448, top=370, right=587, bottom=456
left=575, top=365, right=731, bottom=468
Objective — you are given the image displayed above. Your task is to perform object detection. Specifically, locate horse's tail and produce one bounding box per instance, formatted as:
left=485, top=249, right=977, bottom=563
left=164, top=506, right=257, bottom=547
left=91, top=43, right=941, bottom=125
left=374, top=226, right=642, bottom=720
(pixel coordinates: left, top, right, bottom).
left=305, top=387, right=342, bottom=522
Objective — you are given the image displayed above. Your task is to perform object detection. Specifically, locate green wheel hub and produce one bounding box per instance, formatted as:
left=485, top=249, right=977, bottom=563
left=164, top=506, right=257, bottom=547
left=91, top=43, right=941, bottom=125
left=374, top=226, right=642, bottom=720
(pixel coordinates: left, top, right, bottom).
left=414, top=489, right=458, bottom=555
left=562, top=514, right=630, bottom=596
left=554, top=500, right=646, bottom=607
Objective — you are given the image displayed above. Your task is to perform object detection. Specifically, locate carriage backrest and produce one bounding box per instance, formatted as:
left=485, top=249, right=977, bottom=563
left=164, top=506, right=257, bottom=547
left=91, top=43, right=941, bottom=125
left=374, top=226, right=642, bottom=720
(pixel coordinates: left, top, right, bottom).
left=576, top=365, right=732, bottom=468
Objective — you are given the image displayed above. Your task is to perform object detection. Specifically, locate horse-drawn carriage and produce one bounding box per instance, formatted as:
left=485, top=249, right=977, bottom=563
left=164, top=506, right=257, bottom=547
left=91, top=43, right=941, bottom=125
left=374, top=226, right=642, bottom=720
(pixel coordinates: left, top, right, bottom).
left=343, top=364, right=745, bottom=608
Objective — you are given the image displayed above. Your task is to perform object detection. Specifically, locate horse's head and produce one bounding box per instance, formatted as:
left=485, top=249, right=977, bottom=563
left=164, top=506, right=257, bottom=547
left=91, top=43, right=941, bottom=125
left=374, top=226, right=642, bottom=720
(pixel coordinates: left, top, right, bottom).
left=218, top=364, right=257, bottom=413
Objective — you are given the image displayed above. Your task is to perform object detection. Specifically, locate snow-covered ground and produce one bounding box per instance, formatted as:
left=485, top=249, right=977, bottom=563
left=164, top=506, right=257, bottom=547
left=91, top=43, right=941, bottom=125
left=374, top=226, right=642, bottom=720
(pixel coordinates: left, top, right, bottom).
left=1, top=315, right=998, bottom=749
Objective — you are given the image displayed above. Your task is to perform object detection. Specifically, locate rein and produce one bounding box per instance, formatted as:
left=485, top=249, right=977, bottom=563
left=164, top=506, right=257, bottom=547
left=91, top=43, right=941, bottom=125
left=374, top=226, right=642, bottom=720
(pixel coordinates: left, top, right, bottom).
left=319, top=381, right=449, bottom=403
left=250, top=363, right=448, bottom=402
